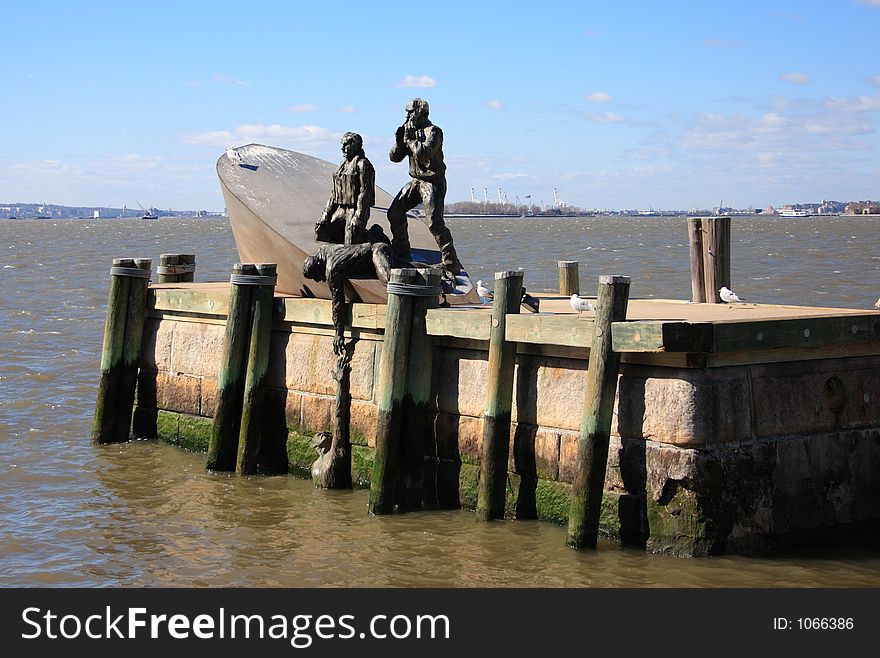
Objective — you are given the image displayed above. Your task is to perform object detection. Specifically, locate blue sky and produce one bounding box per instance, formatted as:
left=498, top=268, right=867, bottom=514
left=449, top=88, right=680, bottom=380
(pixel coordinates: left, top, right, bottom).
left=2, top=0, right=879, bottom=211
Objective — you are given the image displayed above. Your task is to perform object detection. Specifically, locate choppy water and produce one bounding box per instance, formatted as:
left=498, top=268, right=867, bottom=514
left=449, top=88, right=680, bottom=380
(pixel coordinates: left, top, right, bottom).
left=1, top=215, right=879, bottom=587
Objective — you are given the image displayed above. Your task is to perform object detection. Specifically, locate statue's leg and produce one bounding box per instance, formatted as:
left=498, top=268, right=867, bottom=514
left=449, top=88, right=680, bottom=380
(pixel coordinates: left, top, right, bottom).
left=422, top=180, right=461, bottom=274
left=344, top=208, right=368, bottom=245
left=317, top=207, right=346, bottom=243
left=387, top=181, right=419, bottom=261
left=371, top=243, right=394, bottom=285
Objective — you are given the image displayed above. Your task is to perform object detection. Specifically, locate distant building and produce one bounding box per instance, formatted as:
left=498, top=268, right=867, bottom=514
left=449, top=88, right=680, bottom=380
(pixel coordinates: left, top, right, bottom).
left=845, top=201, right=880, bottom=215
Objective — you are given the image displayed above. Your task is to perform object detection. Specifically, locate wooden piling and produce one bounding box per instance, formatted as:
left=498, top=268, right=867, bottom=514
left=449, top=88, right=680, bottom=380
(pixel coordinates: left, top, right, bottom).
left=701, top=217, right=731, bottom=303
left=157, top=253, right=195, bottom=283
left=476, top=270, right=524, bottom=522
left=369, top=268, right=419, bottom=515
left=558, top=260, right=579, bottom=296
left=93, top=257, right=152, bottom=444
left=687, top=218, right=706, bottom=303
left=399, top=267, right=442, bottom=512
left=206, top=263, right=257, bottom=472
left=236, top=263, right=277, bottom=475
left=567, top=274, right=630, bottom=549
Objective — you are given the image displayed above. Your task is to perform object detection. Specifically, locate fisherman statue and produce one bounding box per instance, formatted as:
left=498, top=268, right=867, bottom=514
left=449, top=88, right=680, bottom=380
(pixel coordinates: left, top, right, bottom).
left=387, top=98, right=462, bottom=275
left=315, top=131, right=376, bottom=246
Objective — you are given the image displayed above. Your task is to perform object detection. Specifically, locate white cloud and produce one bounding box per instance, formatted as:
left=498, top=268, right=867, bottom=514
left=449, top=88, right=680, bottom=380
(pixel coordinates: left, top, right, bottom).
left=339, top=105, right=357, bottom=113
left=486, top=99, right=504, bottom=110
left=180, top=124, right=340, bottom=149
left=582, top=111, right=624, bottom=123
left=824, top=95, right=880, bottom=112
left=857, top=0, right=880, bottom=6
left=586, top=91, right=612, bottom=103
left=489, top=172, right=534, bottom=181
left=779, top=72, right=812, bottom=85
left=213, top=73, right=250, bottom=87
left=288, top=104, right=317, bottom=112
left=396, top=75, right=437, bottom=88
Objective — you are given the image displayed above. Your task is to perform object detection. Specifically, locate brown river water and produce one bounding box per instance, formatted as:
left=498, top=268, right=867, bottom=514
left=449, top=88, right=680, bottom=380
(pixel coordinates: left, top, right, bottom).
left=1, top=215, right=879, bottom=587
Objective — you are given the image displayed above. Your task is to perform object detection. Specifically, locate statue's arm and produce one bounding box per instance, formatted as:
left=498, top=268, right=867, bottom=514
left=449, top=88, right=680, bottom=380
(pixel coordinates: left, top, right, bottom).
left=409, top=126, right=442, bottom=163
left=389, top=125, right=407, bottom=163
left=356, top=159, right=376, bottom=224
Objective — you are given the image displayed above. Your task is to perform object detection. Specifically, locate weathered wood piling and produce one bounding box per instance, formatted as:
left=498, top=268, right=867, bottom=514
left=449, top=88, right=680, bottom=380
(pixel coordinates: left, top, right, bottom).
left=689, top=217, right=731, bottom=303
left=687, top=219, right=707, bottom=303
left=476, top=270, right=524, bottom=521
left=92, top=257, right=152, bottom=444
left=399, top=268, right=442, bottom=511
left=558, top=260, right=579, bottom=296
left=369, top=268, right=419, bottom=514
left=206, top=263, right=257, bottom=471
left=235, top=263, right=277, bottom=475
left=157, top=253, right=195, bottom=283
left=567, top=275, right=630, bottom=549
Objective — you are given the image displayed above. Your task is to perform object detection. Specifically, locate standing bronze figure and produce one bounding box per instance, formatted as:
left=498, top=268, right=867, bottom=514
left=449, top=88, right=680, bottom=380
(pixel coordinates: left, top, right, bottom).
left=315, top=132, right=376, bottom=245
left=387, top=98, right=462, bottom=274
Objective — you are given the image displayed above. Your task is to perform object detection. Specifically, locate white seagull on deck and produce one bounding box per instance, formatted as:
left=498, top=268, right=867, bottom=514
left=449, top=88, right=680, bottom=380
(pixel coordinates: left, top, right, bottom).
left=570, top=293, right=595, bottom=317
left=476, top=280, right=492, bottom=304
left=226, top=147, right=243, bottom=164
left=719, top=286, right=744, bottom=303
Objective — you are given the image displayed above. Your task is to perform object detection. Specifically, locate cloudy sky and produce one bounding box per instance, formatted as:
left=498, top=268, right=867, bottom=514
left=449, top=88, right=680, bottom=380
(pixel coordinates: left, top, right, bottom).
left=2, top=0, right=879, bottom=211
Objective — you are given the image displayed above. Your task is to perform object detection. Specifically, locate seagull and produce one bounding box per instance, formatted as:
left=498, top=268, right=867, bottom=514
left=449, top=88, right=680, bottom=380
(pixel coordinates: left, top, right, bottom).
left=570, top=293, right=595, bottom=317
left=226, top=147, right=242, bottom=164
left=719, top=286, right=744, bottom=303
left=875, top=297, right=880, bottom=310
left=476, top=280, right=493, bottom=304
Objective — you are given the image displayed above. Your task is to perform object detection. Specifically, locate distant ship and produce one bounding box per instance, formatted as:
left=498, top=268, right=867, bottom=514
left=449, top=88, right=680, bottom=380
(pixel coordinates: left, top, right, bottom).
left=778, top=207, right=810, bottom=217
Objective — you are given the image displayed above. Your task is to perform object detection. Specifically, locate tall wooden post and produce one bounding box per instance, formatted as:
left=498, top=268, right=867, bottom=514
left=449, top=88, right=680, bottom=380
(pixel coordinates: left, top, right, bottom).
left=558, top=260, right=579, bottom=296
left=92, top=257, right=152, bottom=444
left=476, top=270, right=524, bottom=522
left=567, top=275, right=630, bottom=549
left=157, top=253, right=195, bottom=283
left=687, top=218, right=706, bottom=303
left=369, top=268, right=419, bottom=515
left=236, top=263, right=277, bottom=475
left=398, top=267, right=442, bottom=512
left=207, top=263, right=256, bottom=472
left=701, top=217, right=731, bottom=303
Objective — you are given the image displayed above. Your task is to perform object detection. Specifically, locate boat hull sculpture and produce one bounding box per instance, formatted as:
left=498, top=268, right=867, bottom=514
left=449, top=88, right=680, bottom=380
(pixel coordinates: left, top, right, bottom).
left=217, top=144, right=477, bottom=304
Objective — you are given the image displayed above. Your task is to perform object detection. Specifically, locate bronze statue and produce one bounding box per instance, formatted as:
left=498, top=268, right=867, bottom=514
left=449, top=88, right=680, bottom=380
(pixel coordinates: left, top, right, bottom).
left=302, top=241, right=393, bottom=354
left=387, top=98, right=462, bottom=275
left=315, top=132, right=376, bottom=245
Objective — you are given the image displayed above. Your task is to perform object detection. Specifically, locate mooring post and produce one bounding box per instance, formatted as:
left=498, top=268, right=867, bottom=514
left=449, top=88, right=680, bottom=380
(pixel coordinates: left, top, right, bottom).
left=558, top=260, right=579, bottom=296
left=476, top=270, right=524, bottom=522
left=236, top=263, right=277, bottom=475
left=207, top=263, right=257, bottom=472
left=157, top=253, right=196, bottom=283
left=398, top=267, right=442, bottom=512
left=687, top=218, right=706, bottom=303
left=701, top=217, right=731, bottom=303
left=369, top=268, right=419, bottom=515
left=567, top=275, right=630, bottom=549
left=92, top=257, right=152, bottom=444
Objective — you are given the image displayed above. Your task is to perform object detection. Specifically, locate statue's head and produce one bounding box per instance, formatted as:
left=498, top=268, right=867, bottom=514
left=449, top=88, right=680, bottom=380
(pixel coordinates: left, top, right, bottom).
left=405, top=98, right=430, bottom=124
left=302, top=252, right=326, bottom=282
left=341, top=131, right=364, bottom=159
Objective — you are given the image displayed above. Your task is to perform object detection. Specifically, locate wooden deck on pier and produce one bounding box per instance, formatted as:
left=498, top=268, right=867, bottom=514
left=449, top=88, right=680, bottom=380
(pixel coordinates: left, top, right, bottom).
left=147, top=283, right=880, bottom=367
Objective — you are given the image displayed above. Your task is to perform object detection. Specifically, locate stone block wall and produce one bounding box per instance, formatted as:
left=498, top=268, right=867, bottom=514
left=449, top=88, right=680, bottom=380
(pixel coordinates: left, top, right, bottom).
left=134, top=315, right=880, bottom=556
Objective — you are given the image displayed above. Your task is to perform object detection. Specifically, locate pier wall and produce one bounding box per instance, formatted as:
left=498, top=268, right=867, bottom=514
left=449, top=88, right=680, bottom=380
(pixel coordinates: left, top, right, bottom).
left=132, top=292, right=880, bottom=556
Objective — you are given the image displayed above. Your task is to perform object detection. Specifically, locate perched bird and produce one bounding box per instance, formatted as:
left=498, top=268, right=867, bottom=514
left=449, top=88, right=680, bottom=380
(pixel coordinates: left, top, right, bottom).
left=719, top=286, right=744, bottom=303
left=226, top=147, right=242, bottom=164
left=570, top=293, right=595, bottom=317
left=476, top=280, right=493, bottom=304
left=875, top=297, right=880, bottom=310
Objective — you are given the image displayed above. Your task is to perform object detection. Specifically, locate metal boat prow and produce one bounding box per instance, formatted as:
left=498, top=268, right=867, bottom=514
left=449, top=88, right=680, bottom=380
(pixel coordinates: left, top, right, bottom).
left=217, top=143, right=479, bottom=304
